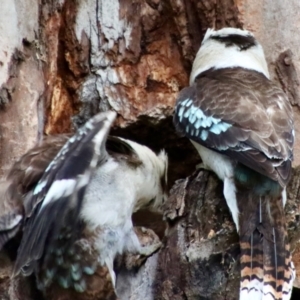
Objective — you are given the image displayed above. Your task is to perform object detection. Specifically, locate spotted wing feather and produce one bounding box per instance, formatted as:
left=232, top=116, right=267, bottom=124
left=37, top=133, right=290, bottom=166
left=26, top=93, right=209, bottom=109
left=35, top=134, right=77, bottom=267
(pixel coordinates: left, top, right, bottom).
left=173, top=67, right=293, bottom=186
left=0, top=135, right=71, bottom=249
left=7, top=135, right=71, bottom=196
left=14, top=111, right=117, bottom=276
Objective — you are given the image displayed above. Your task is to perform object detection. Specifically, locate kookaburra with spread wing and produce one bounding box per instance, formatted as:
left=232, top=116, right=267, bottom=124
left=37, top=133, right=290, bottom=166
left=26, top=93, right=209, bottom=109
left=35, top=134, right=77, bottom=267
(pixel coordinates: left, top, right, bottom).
left=0, top=111, right=168, bottom=299
left=173, top=28, right=295, bottom=300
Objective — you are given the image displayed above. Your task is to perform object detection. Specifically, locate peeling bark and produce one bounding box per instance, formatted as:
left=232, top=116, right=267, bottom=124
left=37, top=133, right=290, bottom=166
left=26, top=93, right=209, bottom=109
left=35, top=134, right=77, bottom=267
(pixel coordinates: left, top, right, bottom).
left=116, top=167, right=300, bottom=300
left=40, top=0, right=188, bottom=134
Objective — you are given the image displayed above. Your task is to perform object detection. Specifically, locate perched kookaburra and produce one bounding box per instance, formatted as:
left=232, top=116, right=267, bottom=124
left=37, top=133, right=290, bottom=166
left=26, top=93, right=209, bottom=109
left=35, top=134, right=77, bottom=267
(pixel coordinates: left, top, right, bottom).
left=0, top=111, right=168, bottom=299
left=173, top=28, right=295, bottom=300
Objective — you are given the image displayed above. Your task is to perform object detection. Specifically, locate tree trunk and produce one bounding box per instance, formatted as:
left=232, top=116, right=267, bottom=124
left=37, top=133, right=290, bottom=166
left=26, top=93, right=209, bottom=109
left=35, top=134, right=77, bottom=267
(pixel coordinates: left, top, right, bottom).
left=0, top=0, right=300, bottom=299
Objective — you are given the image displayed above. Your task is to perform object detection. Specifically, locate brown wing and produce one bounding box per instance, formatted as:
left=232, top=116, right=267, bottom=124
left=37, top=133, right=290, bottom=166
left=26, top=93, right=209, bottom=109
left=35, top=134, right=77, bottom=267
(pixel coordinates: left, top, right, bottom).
left=14, top=111, right=116, bottom=277
left=0, top=134, right=70, bottom=248
left=0, top=132, right=142, bottom=245
left=7, top=134, right=71, bottom=197
left=173, top=67, right=294, bottom=186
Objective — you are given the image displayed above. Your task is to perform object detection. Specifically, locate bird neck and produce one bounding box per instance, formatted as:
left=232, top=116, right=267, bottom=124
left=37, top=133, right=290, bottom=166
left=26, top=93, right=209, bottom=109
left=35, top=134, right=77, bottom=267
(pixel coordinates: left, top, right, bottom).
left=234, top=163, right=282, bottom=197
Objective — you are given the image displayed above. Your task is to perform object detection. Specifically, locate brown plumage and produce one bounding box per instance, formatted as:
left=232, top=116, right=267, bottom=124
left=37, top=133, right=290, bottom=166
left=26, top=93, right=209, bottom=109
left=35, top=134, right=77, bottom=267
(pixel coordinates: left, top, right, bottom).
left=39, top=227, right=118, bottom=300
left=0, top=134, right=70, bottom=249
left=237, top=183, right=293, bottom=300
left=0, top=134, right=120, bottom=300
left=175, top=67, right=293, bottom=186
left=0, top=133, right=144, bottom=249
left=174, top=27, right=295, bottom=300
left=0, top=121, right=166, bottom=300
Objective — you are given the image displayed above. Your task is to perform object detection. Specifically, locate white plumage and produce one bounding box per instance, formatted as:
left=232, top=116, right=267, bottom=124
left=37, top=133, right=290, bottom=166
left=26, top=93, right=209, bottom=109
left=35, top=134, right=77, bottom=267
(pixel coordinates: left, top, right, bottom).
left=174, top=27, right=295, bottom=300
left=0, top=111, right=168, bottom=297
left=190, top=28, right=270, bottom=84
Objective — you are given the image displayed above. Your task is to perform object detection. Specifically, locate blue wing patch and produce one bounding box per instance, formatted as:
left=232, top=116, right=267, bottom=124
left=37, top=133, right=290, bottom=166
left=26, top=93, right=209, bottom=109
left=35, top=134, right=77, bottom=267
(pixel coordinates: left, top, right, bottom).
left=14, top=111, right=117, bottom=278
left=176, top=98, right=232, bottom=142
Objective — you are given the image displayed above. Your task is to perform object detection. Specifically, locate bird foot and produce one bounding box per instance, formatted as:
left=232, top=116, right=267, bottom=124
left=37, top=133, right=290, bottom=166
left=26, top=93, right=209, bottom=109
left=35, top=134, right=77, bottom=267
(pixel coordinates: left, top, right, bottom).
left=164, top=177, right=188, bottom=221
left=139, top=241, right=162, bottom=257
left=195, top=162, right=210, bottom=170
left=120, top=227, right=162, bottom=270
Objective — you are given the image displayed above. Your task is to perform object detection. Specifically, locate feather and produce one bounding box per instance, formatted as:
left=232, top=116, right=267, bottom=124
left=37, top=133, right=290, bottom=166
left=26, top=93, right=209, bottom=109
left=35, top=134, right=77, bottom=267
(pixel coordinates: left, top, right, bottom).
left=174, top=27, right=295, bottom=300
left=173, top=67, right=293, bottom=187
left=0, top=135, right=71, bottom=249
left=0, top=130, right=144, bottom=250
left=13, top=111, right=117, bottom=276
left=234, top=163, right=294, bottom=300
left=238, top=187, right=294, bottom=300
left=3, top=110, right=168, bottom=298
left=7, top=134, right=71, bottom=196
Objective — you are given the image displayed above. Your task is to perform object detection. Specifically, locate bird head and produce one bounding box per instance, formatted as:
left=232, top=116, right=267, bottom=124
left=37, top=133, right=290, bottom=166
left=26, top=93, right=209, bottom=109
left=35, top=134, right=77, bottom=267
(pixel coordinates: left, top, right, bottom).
left=190, top=27, right=270, bottom=84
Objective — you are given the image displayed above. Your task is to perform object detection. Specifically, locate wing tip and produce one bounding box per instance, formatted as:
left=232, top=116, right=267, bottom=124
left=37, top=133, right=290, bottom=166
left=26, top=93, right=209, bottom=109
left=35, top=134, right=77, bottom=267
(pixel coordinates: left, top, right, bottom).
left=13, top=110, right=118, bottom=279
left=93, top=110, right=117, bottom=127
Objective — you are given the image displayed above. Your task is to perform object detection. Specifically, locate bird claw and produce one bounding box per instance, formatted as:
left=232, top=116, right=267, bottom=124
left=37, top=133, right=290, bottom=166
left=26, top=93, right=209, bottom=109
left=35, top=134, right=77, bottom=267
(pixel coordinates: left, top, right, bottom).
left=119, top=227, right=162, bottom=270
left=136, top=226, right=162, bottom=260
left=196, top=162, right=210, bottom=170
left=125, top=242, right=161, bottom=269
left=164, top=177, right=188, bottom=221
left=139, top=241, right=162, bottom=257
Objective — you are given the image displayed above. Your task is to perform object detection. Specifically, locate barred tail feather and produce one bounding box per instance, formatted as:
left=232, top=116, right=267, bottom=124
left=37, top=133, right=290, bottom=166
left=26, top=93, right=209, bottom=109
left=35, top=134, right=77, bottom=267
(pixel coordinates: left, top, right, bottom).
left=283, top=259, right=295, bottom=299
left=240, top=230, right=264, bottom=299
left=238, top=190, right=295, bottom=300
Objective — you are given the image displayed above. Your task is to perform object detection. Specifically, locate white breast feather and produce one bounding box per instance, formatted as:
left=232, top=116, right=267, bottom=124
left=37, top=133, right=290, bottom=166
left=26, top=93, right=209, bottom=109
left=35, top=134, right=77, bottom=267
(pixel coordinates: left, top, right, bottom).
left=80, top=140, right=166, bottom=277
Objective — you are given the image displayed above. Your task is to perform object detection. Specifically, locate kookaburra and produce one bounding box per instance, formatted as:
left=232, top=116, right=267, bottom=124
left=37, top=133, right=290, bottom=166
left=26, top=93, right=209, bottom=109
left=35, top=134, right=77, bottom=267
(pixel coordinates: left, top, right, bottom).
left=0, top=111, right=168, bottom=299
left=173, top=28, right=295, bottom=300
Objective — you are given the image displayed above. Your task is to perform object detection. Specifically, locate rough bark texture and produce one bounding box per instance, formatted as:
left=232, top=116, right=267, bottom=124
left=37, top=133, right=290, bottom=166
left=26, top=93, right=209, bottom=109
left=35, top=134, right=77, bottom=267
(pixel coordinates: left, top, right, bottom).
left=0, top=1, right=43, bottom=177
left=116, top=167, right=300, bottom=300
left=1, top=0, right=300, bottom=299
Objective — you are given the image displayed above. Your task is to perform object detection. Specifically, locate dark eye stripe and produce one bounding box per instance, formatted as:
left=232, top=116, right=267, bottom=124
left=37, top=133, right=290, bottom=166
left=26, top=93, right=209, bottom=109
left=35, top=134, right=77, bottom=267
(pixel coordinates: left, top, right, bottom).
left=210, top=34, right=256, bottom=51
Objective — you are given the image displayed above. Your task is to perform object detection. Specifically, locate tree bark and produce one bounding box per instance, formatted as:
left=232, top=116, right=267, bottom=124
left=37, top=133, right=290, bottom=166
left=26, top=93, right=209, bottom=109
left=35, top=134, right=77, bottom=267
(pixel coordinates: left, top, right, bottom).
left=1, top=0, right=300, bottom=299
